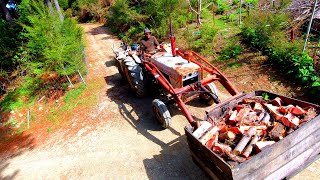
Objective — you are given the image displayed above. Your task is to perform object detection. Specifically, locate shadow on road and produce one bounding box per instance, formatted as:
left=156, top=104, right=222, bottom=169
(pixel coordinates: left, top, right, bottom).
left=104, top=62, right=209, bottom=179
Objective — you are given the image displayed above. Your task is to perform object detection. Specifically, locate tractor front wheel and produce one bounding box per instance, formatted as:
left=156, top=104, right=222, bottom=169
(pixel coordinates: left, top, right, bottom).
left=122, top=56, right=146, bottom=97
left=199, top=82, right=219, bottom=105
left=152, top=99, right=172, bottom=128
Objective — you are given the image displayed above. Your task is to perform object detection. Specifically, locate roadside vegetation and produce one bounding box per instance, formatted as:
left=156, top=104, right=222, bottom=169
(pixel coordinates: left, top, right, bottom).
left=0, top=0, right=319, bottom=141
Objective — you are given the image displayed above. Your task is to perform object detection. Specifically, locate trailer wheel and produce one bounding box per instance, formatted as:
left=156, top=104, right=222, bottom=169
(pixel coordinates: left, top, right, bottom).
left=199, top=82, right=219, bottom=105
left=122, top=56, right=146, bottom=97
left=152, top=99, right=172, bottom=128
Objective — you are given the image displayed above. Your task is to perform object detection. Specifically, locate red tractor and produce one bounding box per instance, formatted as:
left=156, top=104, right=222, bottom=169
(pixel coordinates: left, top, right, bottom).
left=113, top=22, right=239, bottom=129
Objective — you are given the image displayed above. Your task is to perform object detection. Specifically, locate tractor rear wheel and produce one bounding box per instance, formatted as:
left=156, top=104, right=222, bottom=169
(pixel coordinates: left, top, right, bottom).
left=122, top=56, right=146, bottom=97
left=152, top=99, right=172, bottom=128
left=115, top=58, right=124, bottom=77
left=199, top=82, right=219, bottom=105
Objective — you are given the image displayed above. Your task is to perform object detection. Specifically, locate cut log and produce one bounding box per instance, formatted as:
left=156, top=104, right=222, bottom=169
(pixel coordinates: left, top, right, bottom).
left=253, top=102, right=264, bottom=111
left=254, top=141, right=275, bottom=153
left=290, top=105, right=307, bottom=116
left=236, top=108, right=251, bottom=124
left=269, top=122, right=286, bottom=140
left=264, top=104, right=283, bottom=120
left=242, top=111, right=258, bottom=125
left=260, top=112, right=271, bottom=125
left=242, top=134, right=260, bottom=158
left=280, top=112, right=299, bottom=128
left=199, top=126, right=220, bottom=144
left=271, top=97, right=284, bottom=107
left=218, top=131, right=236, bottom=141
left=300, top=107, right=318, bottom=124
left=193, top=121, right=212, bottom=139
left=214, top=143, right=247, bottom=163
left=206, top=134, right=218, bottom=149
left=228, top=110, right=238, bottom=123
left=233, top=127, right=256, bottom=155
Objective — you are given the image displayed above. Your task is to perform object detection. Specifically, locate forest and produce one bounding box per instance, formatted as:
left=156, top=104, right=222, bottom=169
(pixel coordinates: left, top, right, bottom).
left=0, top=0, right=319, bottom=112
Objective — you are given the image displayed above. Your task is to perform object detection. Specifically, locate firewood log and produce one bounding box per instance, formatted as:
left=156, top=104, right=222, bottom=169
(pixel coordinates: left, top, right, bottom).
left=271, top=97, right=283, bottom=107
left=228, top=110, right=238, bottom=124
left=233, top=127, right=256, bottom=155
left=218, top=131, right=236, bottom=141
left=300, top=107, right=318, bottom=125
left=264, top=104, right=283, bottom=120
left=199, top=126, right=220, bottom=144
left=269, top=122, right=286, bottom=140
left=260, top=112, right=271, bottom=125
left=192, top=121, right=212, bottom=139
left=242, top=134, right=260, bottom=158
left=253, top=102, right=264, bottom=111
left=236, top=108, right=251, bottom=124
left=290, top=105, right=307, bottom=115
left=214, top=143, right=246, bottom=163
left=280, top=112, right=299, bottom=128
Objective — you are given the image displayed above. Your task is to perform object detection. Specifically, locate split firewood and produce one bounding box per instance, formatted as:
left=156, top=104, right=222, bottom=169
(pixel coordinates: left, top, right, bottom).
left=193, top=121, right=212, bottom=139
left=280, top=112, right=299, bottom=128
left=300, top=107, right=318, bottom=124
left=236, top=108, right=251, bottom=124
left=269, top=122, right=286, bottom=140
left=253, top=102, right=264, bottom=111
left=260, top=112, right=271, bottom=125
left=228, top=110, right=238, bottom=124
left=290, top=105, right=307, bottom=116
left=242, top=111, right=258, bottom=125
left=278, top=105, right=295, bottom=114
left=254, top=141, right=275, bottom=153
left=205, top=133, right=218, bottom=149
left=258, top=111, right=266, bottom=122
left=233, top=127, right=256, bottom=155
left=271, top=97, right=284, bottom=107
left=264, top=104, right=283, bottom=120
left=199, top=126, right=220, bottom=144
left=214, top=143, right=246, bottom=163
left=218, top=131, right=236, bottom=141
left=242, top=134, right=260, bottom=158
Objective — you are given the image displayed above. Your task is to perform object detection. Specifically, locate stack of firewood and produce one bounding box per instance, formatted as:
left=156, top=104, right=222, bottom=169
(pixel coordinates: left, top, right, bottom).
left=193, top=96, right=319, bottom=166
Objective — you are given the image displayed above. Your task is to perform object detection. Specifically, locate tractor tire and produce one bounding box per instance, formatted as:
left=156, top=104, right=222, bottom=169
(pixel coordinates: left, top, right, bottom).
left=152, top=99, right=172, bottom=128
left=115, top=58, right=124, bottom=77
left=122, top=56, right=146, bottom=97
left=199, top=82, right=219, bottom=105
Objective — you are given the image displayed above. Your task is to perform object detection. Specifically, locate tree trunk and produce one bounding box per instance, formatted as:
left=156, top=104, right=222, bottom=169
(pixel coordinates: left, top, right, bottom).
left=53, top=0, right=64, bottom=22
left=44, top=0, right=55, bottom=15
left=0, top=0, right=12, bottom=23
left=196, top=0, right=202, bottom=25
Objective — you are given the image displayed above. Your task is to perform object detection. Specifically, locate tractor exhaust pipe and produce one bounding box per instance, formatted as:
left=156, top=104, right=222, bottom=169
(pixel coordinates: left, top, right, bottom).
left=170, top=19, right=176, bottom=57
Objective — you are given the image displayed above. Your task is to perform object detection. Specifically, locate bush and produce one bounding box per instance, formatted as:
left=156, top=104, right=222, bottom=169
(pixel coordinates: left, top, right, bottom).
left=8, top=0, right=86, bottom=99
left=241, top=11, right=320, bottom=102
left=218, top=44, right=243, bottom=60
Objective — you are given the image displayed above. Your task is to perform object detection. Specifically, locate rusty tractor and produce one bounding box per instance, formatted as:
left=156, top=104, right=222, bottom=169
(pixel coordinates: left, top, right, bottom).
left=113, top=22, right=239, bottom=129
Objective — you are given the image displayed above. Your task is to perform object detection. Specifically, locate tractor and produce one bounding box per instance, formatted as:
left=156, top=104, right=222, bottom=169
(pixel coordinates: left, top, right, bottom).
left=112, top=21, right=239, bottom=129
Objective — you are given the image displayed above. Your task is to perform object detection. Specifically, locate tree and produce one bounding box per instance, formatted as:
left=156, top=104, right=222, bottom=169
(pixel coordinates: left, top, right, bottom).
left=186, top=0, right=212, bottom=25
left=0, top=0, right=13, bottom=23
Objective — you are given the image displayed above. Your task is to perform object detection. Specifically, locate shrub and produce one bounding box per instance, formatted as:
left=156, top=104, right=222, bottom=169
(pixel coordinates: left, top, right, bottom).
left=241, top=11, right=320, bottom=102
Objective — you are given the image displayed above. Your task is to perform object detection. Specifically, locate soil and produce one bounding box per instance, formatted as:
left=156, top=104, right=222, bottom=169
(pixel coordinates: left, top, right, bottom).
left=0, top=23, right=319, bottom=179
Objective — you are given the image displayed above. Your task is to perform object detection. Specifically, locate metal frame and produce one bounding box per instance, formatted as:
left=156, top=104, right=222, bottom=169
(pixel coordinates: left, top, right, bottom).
left=143, top=50, right=239, bottom=128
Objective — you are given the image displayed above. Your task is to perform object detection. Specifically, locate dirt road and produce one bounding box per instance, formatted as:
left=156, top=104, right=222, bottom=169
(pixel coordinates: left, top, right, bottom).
left=0, top=23, right=210, bottom=179
left=1, top=23, right=319, bottom=179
